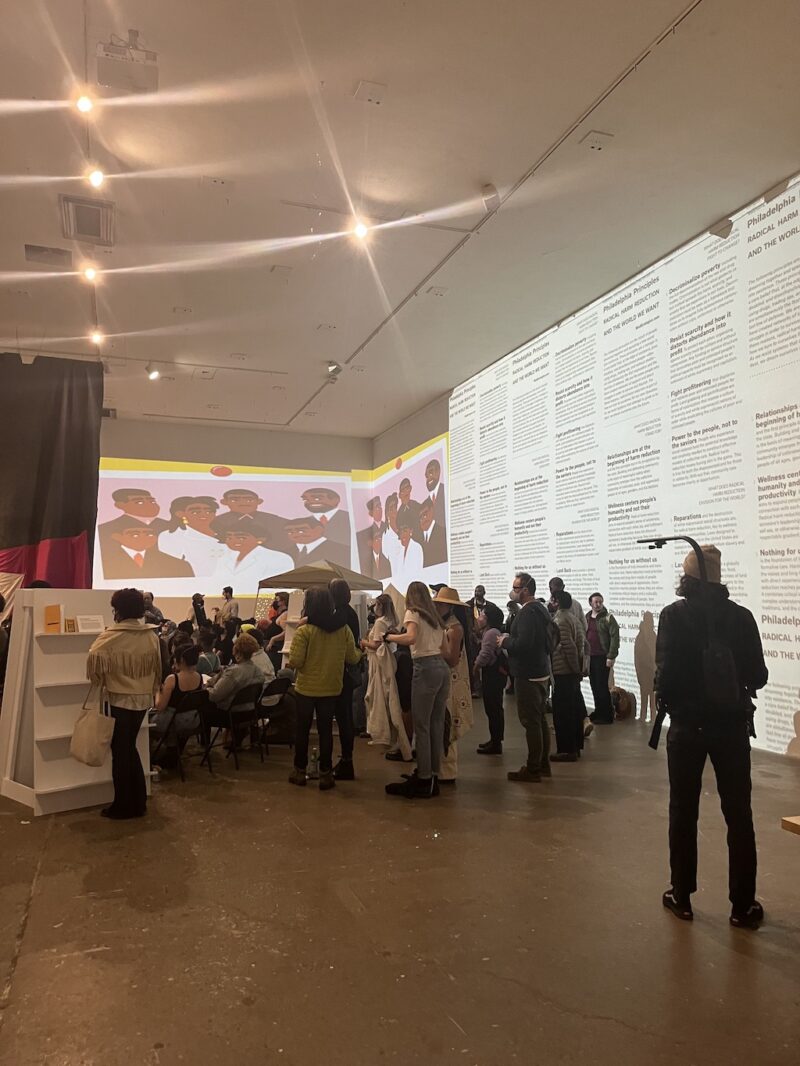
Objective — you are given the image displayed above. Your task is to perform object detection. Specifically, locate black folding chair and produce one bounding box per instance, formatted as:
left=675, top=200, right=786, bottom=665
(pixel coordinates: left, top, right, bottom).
left=256, top=677, right=293, bottom=753
left=200, top=683, right=264, bottom=772
left=151, top=689, right=210, bottom=781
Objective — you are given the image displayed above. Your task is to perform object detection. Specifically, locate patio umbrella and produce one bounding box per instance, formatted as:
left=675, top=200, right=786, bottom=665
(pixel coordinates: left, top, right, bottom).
left=257, top=559, right=382, bottom=592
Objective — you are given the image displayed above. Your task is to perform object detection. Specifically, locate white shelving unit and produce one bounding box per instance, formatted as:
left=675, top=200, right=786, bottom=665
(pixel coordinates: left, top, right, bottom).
left=0, top=589, right=152, bottom=816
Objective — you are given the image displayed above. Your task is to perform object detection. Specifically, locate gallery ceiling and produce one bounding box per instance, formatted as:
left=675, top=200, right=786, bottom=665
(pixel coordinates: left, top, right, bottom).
left=1, top=0, right=799, bottom=438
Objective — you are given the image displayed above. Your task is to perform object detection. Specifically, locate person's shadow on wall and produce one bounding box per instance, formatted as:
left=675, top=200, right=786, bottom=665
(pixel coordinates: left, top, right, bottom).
left=786, top=708, right=800, bottom=758
left=634, top=611, right=657, bottom=723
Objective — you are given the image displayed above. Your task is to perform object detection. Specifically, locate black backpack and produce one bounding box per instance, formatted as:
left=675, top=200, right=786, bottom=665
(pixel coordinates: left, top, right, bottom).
left=699, top=601, right=742, bottom=710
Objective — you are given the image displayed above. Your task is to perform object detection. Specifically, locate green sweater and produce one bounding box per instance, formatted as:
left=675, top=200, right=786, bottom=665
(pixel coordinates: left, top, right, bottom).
left=288, top=624, right=361, bottom=697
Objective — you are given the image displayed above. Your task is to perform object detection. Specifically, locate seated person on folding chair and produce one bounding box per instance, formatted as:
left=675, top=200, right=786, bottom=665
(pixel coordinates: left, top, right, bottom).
left=206, top=633, right=265, bottom=711
left=152, top=643, right=205, bottom=766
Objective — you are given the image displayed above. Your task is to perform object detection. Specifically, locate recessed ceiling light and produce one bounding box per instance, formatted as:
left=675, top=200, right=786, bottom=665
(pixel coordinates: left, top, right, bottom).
left=76, top=95, right=94, bottom=113
left=90, top=329, right=104, bottom=345
left=352, top=220, right=369, bottom=240
left=145, top=363, right=160, bottom=380
left=87, top=168, right=104, bottom=188
left=327, top=361, right=342, bottom=374
left=82, top=265, right=98, bottom=281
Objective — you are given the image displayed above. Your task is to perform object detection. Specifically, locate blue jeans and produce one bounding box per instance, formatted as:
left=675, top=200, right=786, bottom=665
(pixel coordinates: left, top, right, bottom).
left=411, top=655, right=450, bottom=779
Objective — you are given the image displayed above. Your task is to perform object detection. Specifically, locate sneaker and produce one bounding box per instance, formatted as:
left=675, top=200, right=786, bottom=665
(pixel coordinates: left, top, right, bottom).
left=507, top=766, right=542, bottom=783
left=385, top=750, right=406, bottom=761
left=319, top=771, right=336, bottom=791
left=583, top=718, right=594, bottom=738
left=550, top=752, right=578, bottom=762
left=477, top=743, right=502, bottom=755
left=288, top=768, right=307, bottom=787
left=662, top=889, right=693, bottom=921
left=333, top=759, right=355, bottom=780
left=729, top=901, right=764, bottom=929
left=358, top=731, right=371, bottom=740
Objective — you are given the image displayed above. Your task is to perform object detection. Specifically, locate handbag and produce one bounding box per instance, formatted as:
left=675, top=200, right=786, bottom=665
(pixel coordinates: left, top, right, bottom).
left=71, top=689, right=115, bottom=766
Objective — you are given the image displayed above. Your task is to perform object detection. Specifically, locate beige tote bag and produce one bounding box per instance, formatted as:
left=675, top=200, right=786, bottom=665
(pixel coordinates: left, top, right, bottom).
left=71, top=689, right=115, bottom=766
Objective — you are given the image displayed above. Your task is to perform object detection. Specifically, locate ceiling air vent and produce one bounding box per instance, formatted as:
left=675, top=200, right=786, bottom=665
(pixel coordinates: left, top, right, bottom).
left=24, top=244, right=73, bottom=268
left=60, top=195, right=115, bottom=246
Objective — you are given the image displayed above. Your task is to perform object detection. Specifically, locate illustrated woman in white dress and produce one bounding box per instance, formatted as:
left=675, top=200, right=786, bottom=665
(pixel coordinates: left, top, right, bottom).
left=213, top=518, right=294, bottom=596
left=159, top=496, right=226, bottom=577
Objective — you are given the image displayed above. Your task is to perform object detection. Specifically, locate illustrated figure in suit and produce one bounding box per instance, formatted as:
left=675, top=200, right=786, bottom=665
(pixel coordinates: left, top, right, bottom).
left=397, top=478, right=422, bottom=542
left=301, top=487, right=351, bottom=550
left=210, top=488, right=291, bottom=555
left=98, top=488, right=168, bottom=577
left=425, top=459, right=446, bottom=533
left=103, top=520, right=194, bottom=579
left=419, top=499, right=447, bottom=567
left=368, top=528, right=392, bottom=580
left=357, top=496, right=385, bottom=574
left=284, top=517, right=351, bottom=567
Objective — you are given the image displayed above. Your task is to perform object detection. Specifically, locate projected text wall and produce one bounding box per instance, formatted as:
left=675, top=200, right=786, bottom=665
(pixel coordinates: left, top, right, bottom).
left=449, top=183, right=800, bottom=754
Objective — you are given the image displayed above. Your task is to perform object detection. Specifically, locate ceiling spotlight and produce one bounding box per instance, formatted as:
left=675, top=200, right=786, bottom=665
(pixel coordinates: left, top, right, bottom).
left=90, top=329, right=104, bottom=345
left=146, top=363, right=160, bottom=381
left=82, top=265, right=97, bottom=281
left=481, top=183, right=501, bottom=213
left=88, top=168, right=105, bottom=188
left=352, top=220, right=369, bottom=240
left=327, top=361, right=342, bottom=375
left=76, top=95, right=94, bottom=113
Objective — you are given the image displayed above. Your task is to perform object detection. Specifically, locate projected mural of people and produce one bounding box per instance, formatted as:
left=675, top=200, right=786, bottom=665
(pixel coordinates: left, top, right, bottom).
left=158, top=496, right=225, bottom=576
left=210, top=488, right=292, bottom=555
left=212, top=518, right=293, bottom=594
left=285, top=516, right=351, bottom=567
left=98, top=488, right=169, bottom=574
left=104, top=520, right=194, bottom=579
left=301, top=487, right=351, bottom=553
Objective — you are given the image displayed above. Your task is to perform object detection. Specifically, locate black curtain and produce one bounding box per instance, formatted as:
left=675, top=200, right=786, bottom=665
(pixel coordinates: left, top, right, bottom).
left=0, top=354, right=103, bottom=587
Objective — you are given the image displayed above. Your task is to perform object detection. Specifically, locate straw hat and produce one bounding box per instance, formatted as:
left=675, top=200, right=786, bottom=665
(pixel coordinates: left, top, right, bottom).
left=431, top=585, right=466, bottom=607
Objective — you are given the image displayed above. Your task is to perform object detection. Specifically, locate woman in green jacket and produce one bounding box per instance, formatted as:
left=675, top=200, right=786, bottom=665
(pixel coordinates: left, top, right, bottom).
left=288, top=586, right=361, bottom=791
left=586, top=593, right=620, bottom=724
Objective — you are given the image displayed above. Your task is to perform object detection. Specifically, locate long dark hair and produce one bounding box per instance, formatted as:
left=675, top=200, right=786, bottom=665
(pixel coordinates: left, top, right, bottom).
left=677, top=574, right=730, bottom=601
left=405, top=581, right=442, bottom=629
left=374, top=593, right=398, bottom=627
left=165, top=496, right=192, bottom=533
left=304, top=585, right=335, bottom=628
left=482, top=602, right=504, bottom=630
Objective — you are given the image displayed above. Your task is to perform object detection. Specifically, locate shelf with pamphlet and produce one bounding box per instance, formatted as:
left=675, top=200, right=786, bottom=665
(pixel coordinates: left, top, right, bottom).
left=0, top=589, right=153, bottom=816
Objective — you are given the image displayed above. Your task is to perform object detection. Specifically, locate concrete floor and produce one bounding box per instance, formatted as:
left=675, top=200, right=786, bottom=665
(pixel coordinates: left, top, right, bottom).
left=1, top=706, right=798, bottom=1066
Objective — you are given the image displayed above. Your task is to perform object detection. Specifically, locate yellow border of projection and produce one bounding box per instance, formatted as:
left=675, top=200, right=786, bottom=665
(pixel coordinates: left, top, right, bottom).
left=351, top=432, right=449, bottom=483
left=100, top=432, right=448, bottom=483
left=99, top=457, right=350, bottom=478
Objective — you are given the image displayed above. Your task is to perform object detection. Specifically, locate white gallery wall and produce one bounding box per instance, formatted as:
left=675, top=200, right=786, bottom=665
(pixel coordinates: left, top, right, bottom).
left=449, top=181, right=800, bottom=754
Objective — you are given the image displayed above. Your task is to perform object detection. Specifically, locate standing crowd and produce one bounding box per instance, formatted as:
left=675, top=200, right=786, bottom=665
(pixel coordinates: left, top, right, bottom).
left=82, top=540, right=769, bottom=929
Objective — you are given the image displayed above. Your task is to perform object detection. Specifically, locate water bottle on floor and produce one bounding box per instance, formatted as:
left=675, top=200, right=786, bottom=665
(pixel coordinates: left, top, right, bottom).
left=308, top=747, right=320, bottom=779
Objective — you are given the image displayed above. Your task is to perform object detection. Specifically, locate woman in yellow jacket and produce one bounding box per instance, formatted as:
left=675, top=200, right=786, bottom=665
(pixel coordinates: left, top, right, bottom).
left=288, top=586, right=361, bottom=791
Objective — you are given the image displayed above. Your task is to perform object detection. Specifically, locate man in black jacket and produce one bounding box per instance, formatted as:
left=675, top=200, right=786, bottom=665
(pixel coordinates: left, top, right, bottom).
left=498, top=572, right=553, bottom=782
left=655, top=545, right=768, bottom=929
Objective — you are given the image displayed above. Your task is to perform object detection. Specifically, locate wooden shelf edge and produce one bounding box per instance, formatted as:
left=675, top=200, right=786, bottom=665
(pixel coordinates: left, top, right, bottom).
left=780, top=815, right=800, bottom=836
left=35, top=680, right=90, bottom=690
left=35, top=631, right=97, bottom=638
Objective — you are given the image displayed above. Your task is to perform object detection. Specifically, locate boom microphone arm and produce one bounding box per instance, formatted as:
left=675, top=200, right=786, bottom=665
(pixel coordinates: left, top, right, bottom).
left=636, top=535, right=708, bottom=583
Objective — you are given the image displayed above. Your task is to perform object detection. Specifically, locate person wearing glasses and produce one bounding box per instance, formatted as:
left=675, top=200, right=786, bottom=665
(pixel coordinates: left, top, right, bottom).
left=497, top=573, right=553, bottom=783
